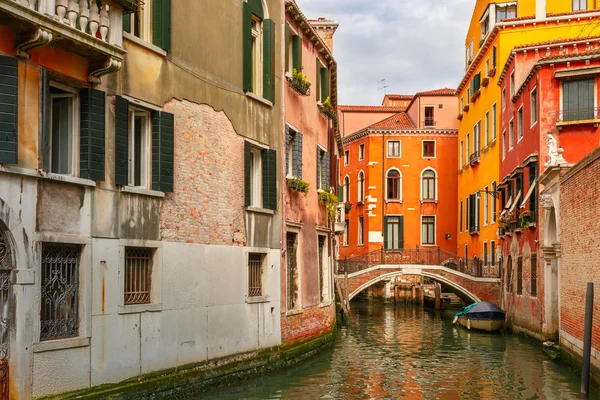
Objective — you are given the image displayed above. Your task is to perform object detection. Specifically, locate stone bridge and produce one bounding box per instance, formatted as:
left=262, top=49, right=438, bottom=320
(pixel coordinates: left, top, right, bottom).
left=336, top=248, right=502, bottom=305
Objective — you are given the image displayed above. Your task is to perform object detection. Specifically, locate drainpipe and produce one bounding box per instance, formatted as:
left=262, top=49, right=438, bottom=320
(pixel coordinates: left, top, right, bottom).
left=382, top=131, right=385, bottom=249
left=280, top=5, right=287, bottom=311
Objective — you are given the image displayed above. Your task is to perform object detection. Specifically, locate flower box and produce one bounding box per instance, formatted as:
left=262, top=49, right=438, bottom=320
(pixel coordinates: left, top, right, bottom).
left=457, top=113, right=464, bottom=121
left=488, top=68, right=497, bottom=78
left=481, top=77, right=489, bottom=87
left=463, top=104, right=470, bottom=112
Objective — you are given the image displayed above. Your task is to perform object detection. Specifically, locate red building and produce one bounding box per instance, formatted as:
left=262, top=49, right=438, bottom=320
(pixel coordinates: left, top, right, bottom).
left=498, top=37, right=600, bottom=339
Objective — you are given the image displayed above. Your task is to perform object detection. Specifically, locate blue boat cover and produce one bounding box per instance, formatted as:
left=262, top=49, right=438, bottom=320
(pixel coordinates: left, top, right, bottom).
left=454, top=301, right=505, bottom=321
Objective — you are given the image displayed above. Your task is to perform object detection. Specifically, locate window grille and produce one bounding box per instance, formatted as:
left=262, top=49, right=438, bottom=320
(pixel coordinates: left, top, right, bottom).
left=248, top=253, right=263, bottom=297
left=40, top=244, right=80, bottom=341
left=124, top=247, right=153, bottom=305
left=531, top=254, right=537, bottom=297
left=517, top=256, right=523, bottom=295
left=0, top=232, right=12, bottom=359
left=286, top=233, right=298, bottom=310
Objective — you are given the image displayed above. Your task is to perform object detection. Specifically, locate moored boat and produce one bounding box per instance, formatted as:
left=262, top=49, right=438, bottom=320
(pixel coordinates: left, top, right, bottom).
left=453, top=301, right=505, bottom=332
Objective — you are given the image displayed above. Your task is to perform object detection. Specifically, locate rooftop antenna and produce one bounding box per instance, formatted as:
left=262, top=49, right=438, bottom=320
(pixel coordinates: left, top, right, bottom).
left=378, top=78, right=390, bottom=94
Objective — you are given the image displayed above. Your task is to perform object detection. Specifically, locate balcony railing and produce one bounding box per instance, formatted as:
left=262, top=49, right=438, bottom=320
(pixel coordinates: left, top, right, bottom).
left=469, top=151, right=480, bottom=165
left=423, top=118, right=436, bottom=127
left=556, top=107, right=600, bottom=124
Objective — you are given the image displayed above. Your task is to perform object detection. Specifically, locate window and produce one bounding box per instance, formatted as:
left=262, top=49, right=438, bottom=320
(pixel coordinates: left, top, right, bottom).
left=421, top=169, right=436, bottom=201
left=468, top=192, right=478, bottom=233
left=422, top=216, right=435, bottom=245
left=286, top=232, right=298, bottom=310
left=516, top=173, right=523, bottom=197
left=49, top=84, right=79, bottom=175
left=530, top=88, right=538, bottom=126
left=531, top=254, right=537, bottom=297
left=359, top=143, right=365, bottom=161
left=491, top=241, right=496, bottom=266
left=484, top=185, right=489, bottom=226
left=481, top=16, right=489, bottom=38
left=123, top=0, right=171, bottom=51
left=243, top=0, right=274, bottom=101
left=343, top=176, right=350, bottom=202
left=483, top=242, right=488, bottom=265
left=473, top=121, right=481, bottom=154
left=502, top=130, right=507, bottom=159
left=385, top=216, right=404, bottom=250
left=459, top=200, right=463, bottom=232
left=517, top=107, right=524, bottom=141
left=358, top=171, right=365, bottom=203
left=573, top=0, right=588, bottom=10
left=473, top=72, right=481, bottom=93
left=424, top=106, right=435, bottom=127
left=491, top=181, right=497, bottom=223
left=466, top=133, right=470, bottom=158
left=285, top=26, right=302, bottom=75
left=528, top=164, right=538, bottom=221
left=459, top=140, right=464, bottom=167
left=358, top=216, right=364, bottom=245
left=502, top=88, right=506, bottom=110
left=387, top=140, right=401, bottom=157
left=485, top=111, right=490, bottom=146
left=387, top=170, right=401, bottom=201
left=128, top=107, right=151, bottom=187
left=343, top=219, right=349, bottom=246
left=251, top=16, right=263, bottom=96
left=492, top=46, right=497, bottom=69
left=506, top=256, right=513, bottom=292
left=286, top=127, right=303, bottom=178
left=248, top=253, right=263, bottom=298
left=465, top=244, right=469, bottom=260
left=517, top=256, right=523, bottom=295
left=496, top=3, right=517, bottom=21
left=510, top=72, right=515, bottom=97
left=509, top=119, right=514, bottom=150
left=492, top=103, right=497, bottom=140
left=318, top=236, right=326, bottom=302
left=562, top=78, right=595, bottom=121
left=124, top=247, right=153, bottom=305
left=40, top=244, right=80, bottom=341
left=460, top=97, right=464, bottom=111
left=422, top=141, right=435, bottom=158
left=465, top=196, right=469, bottom=233
left=344, top=149, right=349, bottom=166
left=245, top=142, right=277, bottom=210
left=485, top=58, right=490, bottom=77
left=317, top=147, right=329, bottom=190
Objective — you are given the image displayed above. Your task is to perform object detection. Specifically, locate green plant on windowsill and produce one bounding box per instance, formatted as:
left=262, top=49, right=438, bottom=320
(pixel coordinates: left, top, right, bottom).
left=290, top=69, right=311, bottom=96
left=518, top=209, right=532, bottom=229
left=286, top=177, right=310, bottom=196
left=320, top=96, right=337, bottom=119
left=319, top=189, right=338, bottom=223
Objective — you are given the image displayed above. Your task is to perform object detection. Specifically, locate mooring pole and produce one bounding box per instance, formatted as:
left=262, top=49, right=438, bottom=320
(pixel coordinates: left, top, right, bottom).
left=582, top=282, right=594, bottom=396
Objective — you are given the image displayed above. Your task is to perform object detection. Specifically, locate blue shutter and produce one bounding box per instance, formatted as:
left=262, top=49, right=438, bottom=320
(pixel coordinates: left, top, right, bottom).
left=80, top=89, right=105, bottom=181
left=114, top=96, right=129, bottom=186
left=0, top=56, right=18, bottom=164
left=151, top=111, right=175, bottom=192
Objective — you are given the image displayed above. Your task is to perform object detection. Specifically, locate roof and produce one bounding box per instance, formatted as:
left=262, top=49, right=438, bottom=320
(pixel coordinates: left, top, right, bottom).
left=338, top=105, right=407, bottom=113
left=384, top=94, right=414, bottom=100
left=414, top=88, right=456, bottom=96
left=538, top=47, right=600, bottom=62
left=513, top=35, right=600, bottom=51
left=368, top=112, right=416, bottom=130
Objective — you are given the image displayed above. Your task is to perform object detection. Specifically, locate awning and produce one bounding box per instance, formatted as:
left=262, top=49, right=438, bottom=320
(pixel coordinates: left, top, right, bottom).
left=520, top=178, right=538, bottom=208
left=509, top=190, right=522, bottom=214
left=504, top=196, right=513, bottom=211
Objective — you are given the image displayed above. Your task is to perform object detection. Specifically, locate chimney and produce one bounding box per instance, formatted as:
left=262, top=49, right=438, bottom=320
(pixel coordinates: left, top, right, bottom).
left=536, top=0, right=546, bottom=20
left=308, top=17, right=339, bottom=53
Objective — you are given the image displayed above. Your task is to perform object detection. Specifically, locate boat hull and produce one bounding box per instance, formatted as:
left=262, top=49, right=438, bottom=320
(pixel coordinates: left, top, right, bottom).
left=458, top=316, right=504, bottom=332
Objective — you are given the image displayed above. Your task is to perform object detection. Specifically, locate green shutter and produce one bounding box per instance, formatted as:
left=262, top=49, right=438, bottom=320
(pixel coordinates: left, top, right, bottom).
left=80, top=89, right=105, bottom=181
left=123, top=13, right=131, bottom=33
left=292, top=35, right=302, bottom=72
left=474, top=72, right=481, bottom=92
left=383, top=216, right=389, bottom=249
left=492, top=46, right=497, bottom=68
left=285, top=125, right=290, bottom=176
left=0, top=56, right=18, bottom=165
left=244, top=141, right=251, bottom=206
left=152, top=0, right=171, bottom=51
left=263, top=19, right=275, bottom=102
left=465, top=196, right=470, bottom=231
left=292, top=132, right=302, bottom=179
left=114, top=96, right=129, bottom=186
left=399, top=216, right=404, bottom=249
left=469, top=194, right=476, bottom=231
left=338, top=185, right=343, bottom=202
left=262, top=148, right=277, bottom=210
left=315, top=62, right=321, bottom=101
left=320, top=67, right=328, bottom=101
left=322, top=151, right=329, bottom=190
left=151, top=111, right=175, bottom=192
left=40, top=68, right=51, bottom=171
left=243, top=2, right=252, bottom=92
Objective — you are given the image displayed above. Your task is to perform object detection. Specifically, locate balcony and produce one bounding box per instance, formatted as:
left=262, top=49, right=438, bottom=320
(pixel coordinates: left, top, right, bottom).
left=469, top=151, right=480, bottom=166
left=0, top=0, right=139, bottom=82
left=555, top=107, right=600, bottom=130
left=423, top=118, right=435, bottom=128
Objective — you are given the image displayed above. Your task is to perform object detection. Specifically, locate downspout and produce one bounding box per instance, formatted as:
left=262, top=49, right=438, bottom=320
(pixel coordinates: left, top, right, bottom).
left=280, top=4, right=288, bottom=314
left=381, top=130, right=385, bottom=249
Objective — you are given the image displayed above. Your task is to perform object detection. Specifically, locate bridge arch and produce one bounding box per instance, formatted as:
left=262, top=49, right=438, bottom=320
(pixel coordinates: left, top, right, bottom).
left=348, top=270, right=480, bottom=304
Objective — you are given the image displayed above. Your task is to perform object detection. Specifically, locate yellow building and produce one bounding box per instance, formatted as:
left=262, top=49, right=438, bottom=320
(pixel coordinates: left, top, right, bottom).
left=456, top=0, right=600, bottom=265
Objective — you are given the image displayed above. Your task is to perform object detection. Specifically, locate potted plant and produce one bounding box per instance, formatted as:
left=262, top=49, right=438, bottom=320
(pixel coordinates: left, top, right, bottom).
left=481, top=77, right=490, bottom=87
left=289, top=68, right=311, bottom=96
left=344, top=200, right=353, bottom=213
left=518, top=209, right=532, bottom=229
left=470, top=90, right=481, bottom=103
left=286, top=177, right=310, bottom=196
left=463, top=104, right=470, bottom=112
left=318, top=189, right=339, bottom=223
left=488, top=68, right=497, bottom=77
left=319, top=96, right=337, bottom=119
left=457, top=113, right=464, bottom=121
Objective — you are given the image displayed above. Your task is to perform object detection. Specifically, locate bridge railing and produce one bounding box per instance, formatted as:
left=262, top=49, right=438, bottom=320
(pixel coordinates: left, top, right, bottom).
left=337, top=247, right=501, bottom=279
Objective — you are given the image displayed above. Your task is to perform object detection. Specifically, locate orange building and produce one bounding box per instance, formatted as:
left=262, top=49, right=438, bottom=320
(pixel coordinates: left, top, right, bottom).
left=340, top=90, right=458, bottom=260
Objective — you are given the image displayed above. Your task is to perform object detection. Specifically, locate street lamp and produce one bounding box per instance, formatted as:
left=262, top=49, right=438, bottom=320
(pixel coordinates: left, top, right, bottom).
left=478, top=188, right=500, bottom=199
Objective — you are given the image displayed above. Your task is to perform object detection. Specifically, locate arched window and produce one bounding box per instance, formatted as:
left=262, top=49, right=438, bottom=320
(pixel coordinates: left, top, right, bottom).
left=387, top=170, right=401, bottom=200
left=358, top=171, right=364, bottom=202
left=344, top=176, right=350, bottom=202
left=422, top=169, right=437, bottom=201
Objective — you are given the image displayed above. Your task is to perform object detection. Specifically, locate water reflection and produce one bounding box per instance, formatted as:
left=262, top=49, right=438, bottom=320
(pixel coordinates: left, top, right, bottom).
left=205, top=301, right=597, bottom=399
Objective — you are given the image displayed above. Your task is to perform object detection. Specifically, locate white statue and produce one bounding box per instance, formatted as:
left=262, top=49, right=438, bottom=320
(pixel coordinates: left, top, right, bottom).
left=545, top=133, right=566, bottom=167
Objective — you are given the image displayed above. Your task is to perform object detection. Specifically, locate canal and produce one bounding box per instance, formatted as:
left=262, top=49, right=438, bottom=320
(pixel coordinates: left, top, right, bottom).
left=205, top=300, right=598, bottom=399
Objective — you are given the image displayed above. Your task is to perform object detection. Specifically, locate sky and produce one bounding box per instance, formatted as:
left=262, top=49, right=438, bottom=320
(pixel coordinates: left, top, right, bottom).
left=296, top=0, right=475, bottom=105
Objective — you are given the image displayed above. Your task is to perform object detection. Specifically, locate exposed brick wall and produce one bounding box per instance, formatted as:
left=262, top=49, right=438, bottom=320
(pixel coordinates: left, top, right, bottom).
left=559, top=147, right=600, bottom=369
left=160, top=99, right=246, bottom=246
left=281, top=304, right=336, bottom=344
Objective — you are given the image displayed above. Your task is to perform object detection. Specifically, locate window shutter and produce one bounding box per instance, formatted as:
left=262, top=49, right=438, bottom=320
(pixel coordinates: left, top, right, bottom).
left=151, top=111, right=175, bottom=192
left=262, top=19, right=275, bottom=102
left=474, top=72, right=481, bottom=91
left=465, top=196, right=470, bottom=231
left=492, top=46, right=497, bottom=68
left=40, top=68, right=51, bottom=171
left=123, top=13, right=131, bottom=33
left=292, top=35, right=302, bottom=72
left=244, top=141, right=251, bottom=206
left=469, top=194, right=476, bottom=231
left=292, top=132, right=302, bottom=179
left=383, top=216, right=389, bottom=249
left=320, top=67, right=328, bottom=101
left=285, top=125, right=290, bottom=176
left=315, top=62, right=321, bottom=101
left=79, top=89, right=105, bottom=181
left=262, top=149, right=277, bottom=210
left=114, top=96, right=129, bottom=186
left=152, top=0, right=171, bottom=51
left=0, top=56, right=18, bottom=165
left=322, top=151, right=329, bottom=190
left=338, top=185, right=343, bottom=202
left=399, top=216, right=405, bottom=249
left=243, top=2, right=252, bottom=92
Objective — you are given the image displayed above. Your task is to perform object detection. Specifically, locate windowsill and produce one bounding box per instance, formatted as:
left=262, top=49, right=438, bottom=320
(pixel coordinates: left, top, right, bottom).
left=246, top=206, right=275, bottom=215
left=421, top=200, right=438, bottom=204
left=286, top=308, right=303, bottom=317
left=123, top=32, right=167, bottom=57
left=246, top=296, right=270, bottom=304
left=118, top=303, right=162, bottom=315
left=469, top=231, right=480, bottom=236
left=387, top=156, right=401, bottom=159
left=386, top=200, right=402, bottom=203
left=357, top=244, right=364, bottom=247
left=120, top=185, right=165, bottom=198
left=0, top=165, right=99, bottom=187
left=33, top=337, right=90, bottom=353
left=246, top=92, right=274, bottom=108
left=421, top=244, right=437, bottom=247
left=319, top=300, right=334, bottom=308
left=556, top=119, right=600, bottom=130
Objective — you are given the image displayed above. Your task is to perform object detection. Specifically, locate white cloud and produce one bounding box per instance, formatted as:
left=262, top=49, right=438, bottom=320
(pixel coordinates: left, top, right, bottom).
left=296, top=0, right=473, bottom=105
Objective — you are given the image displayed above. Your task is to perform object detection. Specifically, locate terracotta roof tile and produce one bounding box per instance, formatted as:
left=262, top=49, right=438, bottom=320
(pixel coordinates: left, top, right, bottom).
left=538, top=47, right=600, bottom=62
left=368, top=112, right=416, bottom=130
left=547, top=9, right=600, bottom=18
left=338, top=105, right=407, bottom=112
left=501, top=15, right=535, bottom=23
left=513, top=35, right=600, bottom=50
left=384, top=94, right=414, bottom=100
left=414, top=88, right=456, bottom=96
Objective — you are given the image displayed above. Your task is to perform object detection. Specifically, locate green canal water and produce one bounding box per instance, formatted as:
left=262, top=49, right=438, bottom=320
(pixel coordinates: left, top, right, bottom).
left=204, top=301, right=597, bottom=399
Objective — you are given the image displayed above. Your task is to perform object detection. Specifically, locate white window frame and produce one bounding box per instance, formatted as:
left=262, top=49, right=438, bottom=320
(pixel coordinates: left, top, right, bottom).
left=343, top=175, right=350, bottom=203
left=491, top=181, right=497, bottom=223
left=573, top=0, right=588, bottom=11
left=358, top=216, right=364, bottom=246
left=473, top=120, right=481, bottom=153
left=343, top=219, right=349, bottom=247
left=49, top=82, right=80, bottom=177
left=509, top=118, right=515, bottom=150
left=385, top=167, right=402, bottom=202
left=287, top=128, right=295, bottom=178
left=502, top=88, right=506, bottom=110
left=502, top=130, right=507, bottom=159
left=124, top=1, right=152, bottom=42
left=250, top=147, right=263, bottom=208
left=483, top=185, right=489, bottom=226
left=420, top=215, right=436, bottom=246
left=251, top=15, right=263, bottom=96
left=530, top=87, right=538, bottom=127
left=466, top=133, right=470, bottom=158
left=517, top=106, right=524, bottom=142
left=459, top=140, right=464, bottom=168
left=420, top=167, right=438, bottom=202
left=128, top=107, right=152, bottom=188
left=358, top=143, right=365, bottom=161
left=492, top=103, right=497, bottom=140
left=286, top=24, right=299, bottom=75
left=485, top=58, right=490, bottom=77
left=510, top=72, right=515, bottom=97
left=422, top=140, right=436, bottom=158
left=357, top=170, right=365, bottom=203
left=485, top=111, right=490, bottom=147
left=423, top=105, right=435, bottom=127
left=491, top=240, right=496, bottom=266
left=387, top=140, right=401, bottom=158
left=344, top=149, right=349, bottom=166
left=460, top=97, right=464, bottom=111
